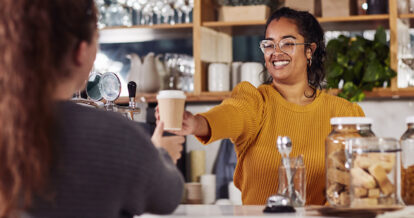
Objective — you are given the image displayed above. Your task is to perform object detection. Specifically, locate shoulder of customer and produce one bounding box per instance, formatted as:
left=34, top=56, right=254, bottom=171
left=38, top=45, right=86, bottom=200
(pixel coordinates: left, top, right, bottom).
left=122, top=123, right=184, bottom=215
left=90, top=107, right=184, bottom=215
left=55, top=101, right=184, bottom=214
left=57, top=101, right=177, bottom=169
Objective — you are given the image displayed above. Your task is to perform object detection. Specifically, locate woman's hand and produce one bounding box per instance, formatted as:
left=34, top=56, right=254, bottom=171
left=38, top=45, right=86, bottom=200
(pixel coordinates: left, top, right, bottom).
left=151, top=121, right=185, bottom=164
left=155, top=106, right=211, bottom=137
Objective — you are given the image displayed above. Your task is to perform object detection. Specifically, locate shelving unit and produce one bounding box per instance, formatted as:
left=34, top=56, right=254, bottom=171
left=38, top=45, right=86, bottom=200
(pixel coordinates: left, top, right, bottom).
left=318, top=14, right=389, bottom=23
left=115, top=87, right=414, bottom=104
left=399, top=14, right=414, bottom=19
left=99, top=23, right=193, bottom=44
left=104, top=0, right=414, bottom=103
left=116, top=91, right=232, bottom=104
left=203, top=20, right=266, bottom=27
left=102, top=23, right=193, bottom=30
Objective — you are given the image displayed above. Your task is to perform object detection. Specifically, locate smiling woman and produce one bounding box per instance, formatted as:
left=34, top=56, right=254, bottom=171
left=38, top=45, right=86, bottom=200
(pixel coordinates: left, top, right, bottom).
left=155, top=7, right=366, bottom=206
left=261, top=7, right=326, bottom=100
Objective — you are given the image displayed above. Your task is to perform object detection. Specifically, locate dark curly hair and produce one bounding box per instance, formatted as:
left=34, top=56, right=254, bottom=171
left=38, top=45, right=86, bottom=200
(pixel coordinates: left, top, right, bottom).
left=264, top=7, right=326, bottom=98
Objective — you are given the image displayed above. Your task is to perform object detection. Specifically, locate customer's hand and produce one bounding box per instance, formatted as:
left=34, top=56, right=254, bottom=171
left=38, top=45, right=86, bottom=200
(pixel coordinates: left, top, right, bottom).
left=151, top=121, right=185, bottom=164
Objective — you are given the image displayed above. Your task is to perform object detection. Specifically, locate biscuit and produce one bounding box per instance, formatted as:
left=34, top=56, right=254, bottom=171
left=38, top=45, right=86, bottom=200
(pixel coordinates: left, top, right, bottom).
left=368, top=164, right=394, bottom=196
left=350, top=167, right=376, bottom=189
left=354, top=187, right=368, bottom=198
left=368, top=188, right=380, bottom=198
left=328, top=168, right=350, bottom=186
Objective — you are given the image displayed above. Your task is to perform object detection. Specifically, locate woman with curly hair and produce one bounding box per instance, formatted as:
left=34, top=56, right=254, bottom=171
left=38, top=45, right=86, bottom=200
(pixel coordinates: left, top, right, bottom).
left=0, top=0, right=184, bottom=217
left=159, top=7, right=365, bottom=205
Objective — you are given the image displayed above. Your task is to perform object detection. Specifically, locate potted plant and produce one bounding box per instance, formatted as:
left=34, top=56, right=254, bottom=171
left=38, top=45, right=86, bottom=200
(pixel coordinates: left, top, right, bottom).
left=325, top=26, right=396, bottom=102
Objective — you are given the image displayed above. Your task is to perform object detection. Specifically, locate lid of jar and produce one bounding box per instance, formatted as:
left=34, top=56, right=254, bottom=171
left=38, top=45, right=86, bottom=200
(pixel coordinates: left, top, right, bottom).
left=330, top=117, right=373, bottom=125
left=406, top=116, right=414, bottom=124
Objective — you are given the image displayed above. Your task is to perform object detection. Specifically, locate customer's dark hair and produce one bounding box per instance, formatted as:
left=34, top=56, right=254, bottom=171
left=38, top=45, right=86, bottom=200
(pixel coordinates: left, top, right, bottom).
left=264, top=7, right=326, bottom=97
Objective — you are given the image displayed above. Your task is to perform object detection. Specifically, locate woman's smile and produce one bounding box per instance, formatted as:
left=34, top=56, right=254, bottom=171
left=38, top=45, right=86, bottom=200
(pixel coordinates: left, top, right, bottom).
left=271, top=58, right=291, bottom=69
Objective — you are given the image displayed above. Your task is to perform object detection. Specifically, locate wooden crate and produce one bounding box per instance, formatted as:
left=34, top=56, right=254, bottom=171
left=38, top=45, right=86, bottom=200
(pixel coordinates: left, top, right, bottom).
left=218, top=5, right=271, bottom=22
left=321, top=0, right=357, bottom=17
left=284, top=0, right=322, bottom=16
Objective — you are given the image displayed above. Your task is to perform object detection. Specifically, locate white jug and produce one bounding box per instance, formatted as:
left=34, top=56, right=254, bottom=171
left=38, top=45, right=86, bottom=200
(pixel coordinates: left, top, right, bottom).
left=126, top=53, right=142, bottom=93
left=141, top=52, right=160, bottom=93
left=155, top=54, right=168, bottom=90
left=126, top=52, right=160, bottom=93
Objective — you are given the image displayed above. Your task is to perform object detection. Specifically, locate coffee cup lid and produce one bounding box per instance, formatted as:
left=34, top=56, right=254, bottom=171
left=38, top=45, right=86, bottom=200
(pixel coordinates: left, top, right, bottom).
left=156, top=90, right=186, bottom=99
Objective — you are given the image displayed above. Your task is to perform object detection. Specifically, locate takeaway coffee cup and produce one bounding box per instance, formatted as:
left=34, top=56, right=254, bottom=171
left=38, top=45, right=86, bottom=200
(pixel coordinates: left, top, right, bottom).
left=156, top=90, right=186, bottom=130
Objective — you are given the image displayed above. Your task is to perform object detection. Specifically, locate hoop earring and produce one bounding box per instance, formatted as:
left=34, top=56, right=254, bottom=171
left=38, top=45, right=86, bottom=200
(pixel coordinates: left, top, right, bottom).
left=307, top=58, right=312, bottom=67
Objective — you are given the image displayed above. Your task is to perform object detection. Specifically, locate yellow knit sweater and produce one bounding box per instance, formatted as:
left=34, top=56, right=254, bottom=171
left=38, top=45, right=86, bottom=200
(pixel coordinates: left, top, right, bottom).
left=197, top=82, right=365, bottom=205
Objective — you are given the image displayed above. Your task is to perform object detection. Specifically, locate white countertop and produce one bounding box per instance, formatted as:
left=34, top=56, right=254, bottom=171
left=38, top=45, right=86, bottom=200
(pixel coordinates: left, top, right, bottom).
left=136, top=205, right=334, bottom=218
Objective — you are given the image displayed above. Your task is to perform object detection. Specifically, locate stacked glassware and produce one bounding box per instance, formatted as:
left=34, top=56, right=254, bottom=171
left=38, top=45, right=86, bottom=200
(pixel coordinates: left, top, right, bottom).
left=95, top=0, right=194, bottom=27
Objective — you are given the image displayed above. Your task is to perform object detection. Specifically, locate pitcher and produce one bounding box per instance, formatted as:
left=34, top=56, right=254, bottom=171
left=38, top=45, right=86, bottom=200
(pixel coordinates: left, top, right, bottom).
left=127, top=52, right=160, bottom=93
left=126, top=53, right=142, bottom=94
left=155, top=54, right=168, bottom=90
left=141, top=52, right=160, bottom=93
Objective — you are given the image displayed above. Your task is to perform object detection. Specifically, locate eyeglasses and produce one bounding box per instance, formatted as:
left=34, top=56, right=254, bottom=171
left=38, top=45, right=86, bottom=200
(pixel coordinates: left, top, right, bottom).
left=259, top=38, right=310, bottom=55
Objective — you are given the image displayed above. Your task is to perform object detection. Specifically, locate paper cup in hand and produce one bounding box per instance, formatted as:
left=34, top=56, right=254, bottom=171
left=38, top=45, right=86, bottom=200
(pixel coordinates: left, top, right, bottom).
left=156, top=90, right=186, bottom=130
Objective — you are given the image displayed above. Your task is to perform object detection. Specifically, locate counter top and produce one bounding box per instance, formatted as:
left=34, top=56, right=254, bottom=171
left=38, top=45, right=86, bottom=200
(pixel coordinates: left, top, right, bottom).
left=136, top=205, right=334, bottom=218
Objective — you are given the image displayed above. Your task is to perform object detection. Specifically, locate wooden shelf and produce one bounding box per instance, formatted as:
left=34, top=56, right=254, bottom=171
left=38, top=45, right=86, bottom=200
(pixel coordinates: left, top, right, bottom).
left=115, top=91, right=232, bottom=104
left=99, top=24, right=193, bottom=43
left=317, top=14, right=389, bottom=23
left=100, top=23, right=193, bottom=30
left=327, top=87, right=414, bottom=99
left=203, top=20, right=266, bottom=27
left=113, top=87, right=414, bottom=105
left=201, top=15, right=390, bottom=28
left=399, top=14, right=414, bottom=19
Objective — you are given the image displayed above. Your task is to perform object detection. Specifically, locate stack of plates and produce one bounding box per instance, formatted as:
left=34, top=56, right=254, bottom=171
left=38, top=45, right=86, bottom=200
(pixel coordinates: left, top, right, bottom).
left=185, top=183, right=202, bottom=204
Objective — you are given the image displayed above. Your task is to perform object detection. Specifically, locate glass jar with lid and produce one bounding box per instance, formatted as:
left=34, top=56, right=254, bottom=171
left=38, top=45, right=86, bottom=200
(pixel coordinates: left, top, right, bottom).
left=347, top=137, right=402, bottom=207
left=400, top=116, right=414, bottom=205
left=325, top=117, right=375, bottom=207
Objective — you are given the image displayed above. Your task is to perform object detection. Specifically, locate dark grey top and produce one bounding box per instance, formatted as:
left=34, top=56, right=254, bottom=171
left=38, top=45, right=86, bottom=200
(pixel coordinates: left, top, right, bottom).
left=25, top=101, right=184, bottom=218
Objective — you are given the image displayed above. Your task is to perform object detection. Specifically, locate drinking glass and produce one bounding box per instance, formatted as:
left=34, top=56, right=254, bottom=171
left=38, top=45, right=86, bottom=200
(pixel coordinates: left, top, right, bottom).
left=277, top=156, right=306, bottom=207
left=153, top=1, right=164, bottom=24
left=174, top=0, right=185, bottom=23
left=106, top=0, right=132, bottom=26
left=161, top=3, right=175, bottom=24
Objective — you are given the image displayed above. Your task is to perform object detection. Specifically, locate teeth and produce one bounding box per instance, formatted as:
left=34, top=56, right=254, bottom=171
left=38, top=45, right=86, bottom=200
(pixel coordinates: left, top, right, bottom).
left=272, top=61, right=289, bottom=67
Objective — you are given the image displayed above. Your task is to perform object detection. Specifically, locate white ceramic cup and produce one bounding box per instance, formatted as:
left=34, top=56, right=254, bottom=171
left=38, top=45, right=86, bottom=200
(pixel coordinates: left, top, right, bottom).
left=240, top=62, right=264, bottom=88
left=156, top=90, right=186, bottom=130
left=208, top=63, right=230, bottom=92
left=228, top=181, right=242, bottom=205
left=200, top=174, right=216, bottom=204
left=231, top=62, right=243, bottom=89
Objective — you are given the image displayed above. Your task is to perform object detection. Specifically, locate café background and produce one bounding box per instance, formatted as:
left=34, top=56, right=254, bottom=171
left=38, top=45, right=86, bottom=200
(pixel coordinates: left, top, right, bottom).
left=96, top=32, right=414, bottom=181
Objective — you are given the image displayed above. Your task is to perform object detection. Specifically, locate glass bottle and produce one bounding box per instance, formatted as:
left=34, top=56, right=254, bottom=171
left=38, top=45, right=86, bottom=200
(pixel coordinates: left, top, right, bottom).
left=325, top=117, right=375, bottom=207
left=400, top=116, right=414, bottom=205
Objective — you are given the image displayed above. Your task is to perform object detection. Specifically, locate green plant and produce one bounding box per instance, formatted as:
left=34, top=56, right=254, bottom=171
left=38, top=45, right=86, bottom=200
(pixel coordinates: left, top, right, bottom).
left=325, top=26, right=396, bottom=102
